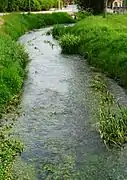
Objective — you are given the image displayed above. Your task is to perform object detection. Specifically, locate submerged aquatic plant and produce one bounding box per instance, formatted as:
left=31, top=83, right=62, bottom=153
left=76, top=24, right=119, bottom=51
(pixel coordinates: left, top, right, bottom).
left=40, top=155, right=78, bottom=180
left=0, top=125, right=23, bottom=180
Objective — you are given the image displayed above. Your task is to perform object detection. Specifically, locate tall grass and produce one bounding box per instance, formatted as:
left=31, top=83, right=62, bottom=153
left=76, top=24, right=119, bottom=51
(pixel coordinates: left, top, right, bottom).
left=1, top=13, right=75, bottom=40
left=52, top=24, right=67, bottom=39
left=60, top=34, right=81, bottom=54
left=54, top=14, right=127, bottom=88
left=92, top=75, right=127, bottom=147
left=0, top=12, right=74, bottom=179
left=52, top=14, right=127, bottom=147
left=0, top=12, right=74, bottom=113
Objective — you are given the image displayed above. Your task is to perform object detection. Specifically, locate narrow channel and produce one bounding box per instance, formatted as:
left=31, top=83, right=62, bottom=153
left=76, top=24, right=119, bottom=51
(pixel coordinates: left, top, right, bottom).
left=12, top=28, right=127, bottom=179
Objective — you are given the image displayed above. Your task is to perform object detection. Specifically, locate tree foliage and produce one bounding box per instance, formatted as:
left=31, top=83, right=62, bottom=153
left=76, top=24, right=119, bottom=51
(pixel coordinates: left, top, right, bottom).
left=0, top=0, right=60, bottom=12
left=75, top=0, right=105, bottom=14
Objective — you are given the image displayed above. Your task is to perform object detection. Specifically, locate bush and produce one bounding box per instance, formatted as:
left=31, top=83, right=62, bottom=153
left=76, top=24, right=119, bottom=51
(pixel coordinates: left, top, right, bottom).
left=74, top=11, right=92, bottom=21
left=74, top=0, right=104, bottom=14
left=0, top=0, right=60, bottom=12
left=60, top=34, right=81, bottom=54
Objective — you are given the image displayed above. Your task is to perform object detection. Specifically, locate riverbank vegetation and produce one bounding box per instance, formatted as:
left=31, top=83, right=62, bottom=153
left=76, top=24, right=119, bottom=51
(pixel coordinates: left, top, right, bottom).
left=53, top=14, right=127, bottom=88
left=0, top=12, right=74, bottom=179
left=92, top=74, right=127, bottom=147
left=52, top=14, right=127, bottom=147
left=0, top=12, right=74, bottom=112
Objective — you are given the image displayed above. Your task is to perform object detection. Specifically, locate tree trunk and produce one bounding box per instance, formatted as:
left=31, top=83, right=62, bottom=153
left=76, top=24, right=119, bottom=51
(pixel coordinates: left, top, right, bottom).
left=124, top=0, right=126, bottom=13
left=58, top=0, right=61, bottom=9
left=103, top=0, right=107, bottom=18
left=29, top=0, right=31, bottom=13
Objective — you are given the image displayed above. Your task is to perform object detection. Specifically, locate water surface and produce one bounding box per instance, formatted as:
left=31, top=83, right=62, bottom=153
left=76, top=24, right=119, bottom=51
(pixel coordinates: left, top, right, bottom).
left=13, top=28, right=127, bottom=179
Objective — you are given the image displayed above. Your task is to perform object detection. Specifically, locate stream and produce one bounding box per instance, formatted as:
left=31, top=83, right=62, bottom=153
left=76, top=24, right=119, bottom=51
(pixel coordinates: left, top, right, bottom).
left=12, top=28, right=127, bottom=179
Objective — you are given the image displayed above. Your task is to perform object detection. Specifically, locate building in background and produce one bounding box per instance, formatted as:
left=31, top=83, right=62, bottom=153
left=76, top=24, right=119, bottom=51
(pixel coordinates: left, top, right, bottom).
left=64, top=0, right=73, bottom=5
left=107, top=0, right=123, bottom=8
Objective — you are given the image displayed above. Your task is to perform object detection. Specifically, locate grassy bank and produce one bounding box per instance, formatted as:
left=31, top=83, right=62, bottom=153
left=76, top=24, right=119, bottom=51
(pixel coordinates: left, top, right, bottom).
left=53, top=14, right=127, bottom=88
left=0, top=12, right=74, bottom=113
left=52, top=14, right=127, bottom=147
left=0, top=12, right=74, bottom=179
left=92, top=74, right=127, bottom=147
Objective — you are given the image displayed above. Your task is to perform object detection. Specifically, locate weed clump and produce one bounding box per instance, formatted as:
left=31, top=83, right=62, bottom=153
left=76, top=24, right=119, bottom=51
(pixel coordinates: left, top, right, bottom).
left=74, top=10, right=92, bottom=21
left=60, top=34, right=81, bottom=54
left=92, top=75, right=127, bottom=147
left=52, top=25, right=66, bottom=39
left=0, top=127, right=23, bottom=180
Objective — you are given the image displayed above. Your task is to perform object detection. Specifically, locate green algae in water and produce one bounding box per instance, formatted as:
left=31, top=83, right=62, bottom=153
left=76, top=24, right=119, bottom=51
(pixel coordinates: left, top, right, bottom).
left=12, top=156, right=37, bottom=180
left=40, top=155, right=79, bottom=180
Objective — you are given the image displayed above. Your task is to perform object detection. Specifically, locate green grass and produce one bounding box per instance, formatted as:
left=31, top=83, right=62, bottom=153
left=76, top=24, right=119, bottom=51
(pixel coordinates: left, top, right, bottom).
left=0, top=12, right=74, bottom=113
left=52, top=14, right=127, bottom=147
left=59, top=34, right=81, bottom=54
left=0, top=12, right=74, bottom=179
left=2, top=13, right=75, bottom=40
left=52, top=24, right=67, bottom=39
left=0, top=35, right=28, bottom=113
left=54, top=14, right=127, bottom=88
left=92, top=74, right=127, bottom=147
left=0, top=127, right=24, bottom=180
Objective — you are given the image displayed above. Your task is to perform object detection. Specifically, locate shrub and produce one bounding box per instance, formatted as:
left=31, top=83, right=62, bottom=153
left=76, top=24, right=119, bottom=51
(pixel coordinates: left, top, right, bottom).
left=74, top=11, right=92, bottom=21
left=60, top=34, right=81, bottom=54
left=74, top=0, right=104, bottom=14
left=0, top=0, right=60, bottom=12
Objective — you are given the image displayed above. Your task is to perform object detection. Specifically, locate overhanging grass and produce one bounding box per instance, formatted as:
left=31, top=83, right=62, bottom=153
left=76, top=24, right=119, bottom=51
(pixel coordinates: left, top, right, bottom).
left=92, top=74, right=127, bottom=147
left=0, top=12, right=74, bottom=113
left=53, top=14, right=127, bottom=147
left=0, top=12, right=74, bottom=179
left=1, top=12, right=75, bottom=40
left=55, top=14, right=127, bottom=88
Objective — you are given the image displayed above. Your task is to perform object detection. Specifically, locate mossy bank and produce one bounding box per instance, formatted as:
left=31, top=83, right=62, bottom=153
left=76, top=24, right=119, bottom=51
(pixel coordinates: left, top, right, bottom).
left=0, top=12, right=74, bottom=180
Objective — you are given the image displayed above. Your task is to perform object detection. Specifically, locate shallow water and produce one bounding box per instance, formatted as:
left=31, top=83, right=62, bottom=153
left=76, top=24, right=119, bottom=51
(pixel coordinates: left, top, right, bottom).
left=12, top=28, right=127, bottom=179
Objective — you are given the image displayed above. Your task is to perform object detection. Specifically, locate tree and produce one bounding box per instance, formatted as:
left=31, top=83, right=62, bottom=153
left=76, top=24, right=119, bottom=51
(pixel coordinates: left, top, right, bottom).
left=0, top=0, right=59, bottom=12
left=0, top=0, right=8, bottom=12
left=75, top=0, right=105, bottom=14
left=103, top=0, right=107, bottom=17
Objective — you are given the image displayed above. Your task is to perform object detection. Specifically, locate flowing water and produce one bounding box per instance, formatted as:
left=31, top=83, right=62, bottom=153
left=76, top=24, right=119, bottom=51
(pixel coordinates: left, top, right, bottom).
left=12, top=28, right=127, bottom=179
